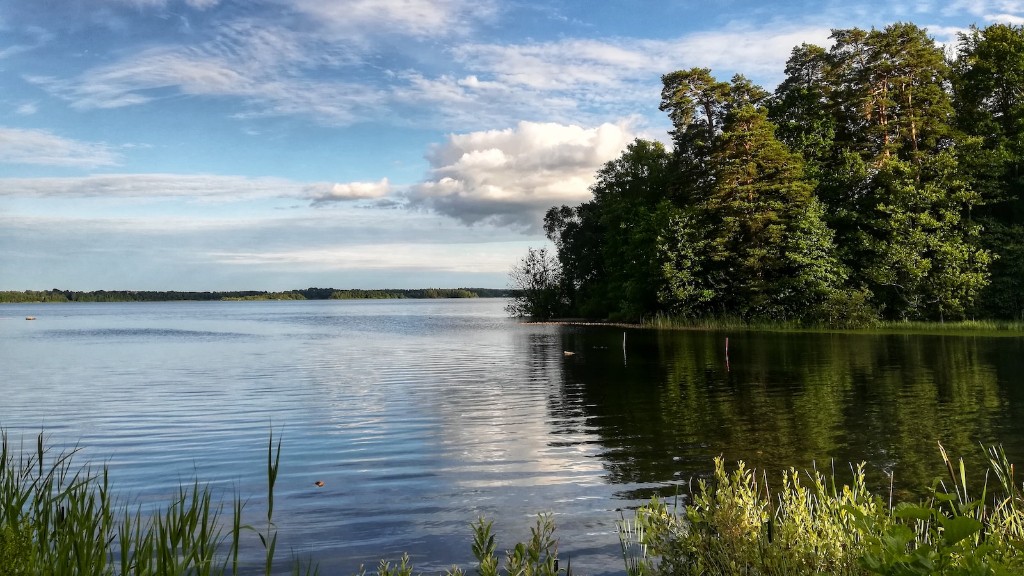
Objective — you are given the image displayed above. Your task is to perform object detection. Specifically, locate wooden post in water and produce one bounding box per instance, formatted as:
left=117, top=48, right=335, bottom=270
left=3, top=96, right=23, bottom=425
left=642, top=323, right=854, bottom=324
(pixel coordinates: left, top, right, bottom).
left=623, top=331, right=627, bottom=367
left=725, top=336, right=730, bottom=372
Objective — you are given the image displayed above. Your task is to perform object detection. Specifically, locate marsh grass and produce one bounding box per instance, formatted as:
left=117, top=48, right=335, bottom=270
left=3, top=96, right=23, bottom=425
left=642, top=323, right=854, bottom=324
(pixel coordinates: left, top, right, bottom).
left=0, top=428, right=314, bottom=576
left=620, top=445, right=1024, bottom=576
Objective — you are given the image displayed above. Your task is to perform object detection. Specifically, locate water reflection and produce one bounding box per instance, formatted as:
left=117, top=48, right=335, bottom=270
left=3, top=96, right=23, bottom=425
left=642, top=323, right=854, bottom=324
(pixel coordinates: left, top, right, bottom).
left=551, top=327, right=1024, bottom=500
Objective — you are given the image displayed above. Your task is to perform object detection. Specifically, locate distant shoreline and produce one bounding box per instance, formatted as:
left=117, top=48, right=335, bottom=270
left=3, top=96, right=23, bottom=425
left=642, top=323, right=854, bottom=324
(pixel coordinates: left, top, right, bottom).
left=0, top=287, right=518, bottom=303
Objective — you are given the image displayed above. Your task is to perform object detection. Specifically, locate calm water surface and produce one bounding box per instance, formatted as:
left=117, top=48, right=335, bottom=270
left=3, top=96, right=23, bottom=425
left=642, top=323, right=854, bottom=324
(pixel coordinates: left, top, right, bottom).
left=3, top=299, right=1024, bottom=574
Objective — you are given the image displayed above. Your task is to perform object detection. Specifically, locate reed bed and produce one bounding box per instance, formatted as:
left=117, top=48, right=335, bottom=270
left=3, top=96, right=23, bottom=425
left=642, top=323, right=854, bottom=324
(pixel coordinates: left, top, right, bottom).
left=0, top=429, right=313, bottom=576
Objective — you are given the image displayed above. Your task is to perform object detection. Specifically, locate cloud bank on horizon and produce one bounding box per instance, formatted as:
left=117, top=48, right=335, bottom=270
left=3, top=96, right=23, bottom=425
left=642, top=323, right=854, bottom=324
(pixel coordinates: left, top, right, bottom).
left=1, top=0, right=1021, bottom=290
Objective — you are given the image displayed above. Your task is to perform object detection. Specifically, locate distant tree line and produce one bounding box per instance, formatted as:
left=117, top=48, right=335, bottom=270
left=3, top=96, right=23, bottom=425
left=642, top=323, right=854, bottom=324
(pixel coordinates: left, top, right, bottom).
left=510, top=22, right=1024, bottom=325
left=0, top=287, right=514, bottom=303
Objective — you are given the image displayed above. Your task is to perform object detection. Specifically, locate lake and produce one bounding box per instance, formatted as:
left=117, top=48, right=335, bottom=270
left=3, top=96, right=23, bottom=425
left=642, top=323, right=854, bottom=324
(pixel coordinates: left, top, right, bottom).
left=3, top=299, right=1024, bottom=574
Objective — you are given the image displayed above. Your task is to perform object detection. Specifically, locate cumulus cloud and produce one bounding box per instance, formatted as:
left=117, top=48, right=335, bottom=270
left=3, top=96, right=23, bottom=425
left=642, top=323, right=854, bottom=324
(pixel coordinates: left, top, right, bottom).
left=407, top=120, right=635, bottom=230
left=307, top=178, right=392, bottom=205
left=0, top=127, right=120, bottom=168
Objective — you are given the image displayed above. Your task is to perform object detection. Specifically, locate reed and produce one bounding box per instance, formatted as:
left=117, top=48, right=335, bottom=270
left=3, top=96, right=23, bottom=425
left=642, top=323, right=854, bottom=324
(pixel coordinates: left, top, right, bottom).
left=0, top=429, right=314, bottom=576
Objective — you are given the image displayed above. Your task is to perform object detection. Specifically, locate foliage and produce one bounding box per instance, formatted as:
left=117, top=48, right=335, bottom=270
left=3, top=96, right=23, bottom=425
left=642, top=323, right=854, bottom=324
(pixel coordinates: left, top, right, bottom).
left=619, top=445, right=1024, bottom=576
left=518, top=20, right=1024, bottom=325
left=505, top=248, right=566, bottom=320
left=0, top=429, right=314, bottom=576
left=365, top=515, right=564, bottom=576
left=542, top=139, right=674, bottom=321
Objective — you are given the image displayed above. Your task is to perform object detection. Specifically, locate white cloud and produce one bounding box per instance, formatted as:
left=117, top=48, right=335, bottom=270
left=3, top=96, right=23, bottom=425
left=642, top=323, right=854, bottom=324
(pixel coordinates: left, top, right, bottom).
left=0, top=127, right=120, bottom=168
left=451, top=24, right=833, bottom=92
left=15, top=102, right=38, bottom=115
left=987, top=13, right=1024, bottom=24
left=308, top=178, right=392, bottom=204
left=390, top=24, right=833, bottom=130
left=668, top=26, right=834, bottom=81
left=944, top=0, right=1024, bottom=17
left=211, top=242, right=523, bottom=274
left=29, top=21, right=378, bottom=124
left=0, top=173, right=304, bottom=201
left=408, top=120, right=636, bottom=230
left=109, top=0, right=220, bottom=8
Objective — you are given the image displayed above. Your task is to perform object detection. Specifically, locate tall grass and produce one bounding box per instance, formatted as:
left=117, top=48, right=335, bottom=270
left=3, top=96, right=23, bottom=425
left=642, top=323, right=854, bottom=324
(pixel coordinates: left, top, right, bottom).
left=0, top=429, right=313, bottom=576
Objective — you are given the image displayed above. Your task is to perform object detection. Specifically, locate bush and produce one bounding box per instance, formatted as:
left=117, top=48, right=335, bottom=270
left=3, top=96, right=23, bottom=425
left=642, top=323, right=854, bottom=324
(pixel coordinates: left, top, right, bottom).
left=620, top=445, right=1024, bottom=576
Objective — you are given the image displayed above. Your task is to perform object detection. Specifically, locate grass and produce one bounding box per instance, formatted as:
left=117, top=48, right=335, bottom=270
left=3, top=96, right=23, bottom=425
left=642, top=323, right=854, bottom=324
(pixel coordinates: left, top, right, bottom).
left=0, top=428, right=315, bottom=576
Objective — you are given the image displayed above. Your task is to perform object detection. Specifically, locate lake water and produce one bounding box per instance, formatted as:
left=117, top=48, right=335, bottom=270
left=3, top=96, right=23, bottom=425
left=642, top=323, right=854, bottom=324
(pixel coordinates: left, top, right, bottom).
left=3, top=299, right=1024, bottom=574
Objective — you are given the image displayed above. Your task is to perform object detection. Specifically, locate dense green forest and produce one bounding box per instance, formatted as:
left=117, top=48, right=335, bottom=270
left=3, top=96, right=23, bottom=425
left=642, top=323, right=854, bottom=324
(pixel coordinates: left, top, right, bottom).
left=0, top=287, right=513, bottom=303
left=511, top=22, right=1024, bottom=325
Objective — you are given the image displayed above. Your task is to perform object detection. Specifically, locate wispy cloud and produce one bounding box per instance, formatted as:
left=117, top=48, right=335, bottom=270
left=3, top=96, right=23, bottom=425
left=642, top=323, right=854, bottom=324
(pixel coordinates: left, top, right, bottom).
left=0, top=127, right=121, bottom=168
left=987, top=13, right=1024, bottom=24
left=108, top=0, right=221, bottom=9
left=28, top=20, right=380, bottom=124
left=394, top=24, right=833, bottom=129
left=283, top=0, right=499, bottom=38
left=211, top=242, right=524, bottom=274
left=0, top=173, right=301, bottom=200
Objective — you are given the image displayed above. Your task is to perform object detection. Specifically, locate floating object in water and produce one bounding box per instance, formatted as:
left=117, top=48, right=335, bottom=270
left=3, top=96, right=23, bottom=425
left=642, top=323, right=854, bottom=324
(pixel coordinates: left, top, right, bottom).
left=563, top=351, right=575, bottom=356
left=314, top=480, right=324, bottom=487
left=25, top=316, right=36, bottom=321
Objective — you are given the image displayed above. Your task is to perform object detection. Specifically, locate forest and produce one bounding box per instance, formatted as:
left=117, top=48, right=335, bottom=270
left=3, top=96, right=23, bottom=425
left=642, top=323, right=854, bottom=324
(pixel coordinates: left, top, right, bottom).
left=511, top=22, right=1024, bottom=325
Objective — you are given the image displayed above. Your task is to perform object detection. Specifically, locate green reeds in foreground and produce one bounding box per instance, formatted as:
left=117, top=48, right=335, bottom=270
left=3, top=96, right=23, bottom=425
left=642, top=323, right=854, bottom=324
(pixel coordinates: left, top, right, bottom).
left=0, top=429, right=315, bottom=576
left=368, top=515, right=565, bottom=576
left=620, top=444, right=1024, bottom=576
left=13, top=428, right=1024, bottom=576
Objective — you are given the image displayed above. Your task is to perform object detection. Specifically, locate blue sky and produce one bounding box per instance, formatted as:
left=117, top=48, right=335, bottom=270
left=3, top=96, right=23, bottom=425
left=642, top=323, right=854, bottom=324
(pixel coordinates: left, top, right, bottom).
left=1, top=0, right=1022, bottom=291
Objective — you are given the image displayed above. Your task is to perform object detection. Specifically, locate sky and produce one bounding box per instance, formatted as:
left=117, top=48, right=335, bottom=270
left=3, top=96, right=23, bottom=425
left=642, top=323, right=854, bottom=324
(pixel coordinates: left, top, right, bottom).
left=1, top=1, right=1023, bottom=291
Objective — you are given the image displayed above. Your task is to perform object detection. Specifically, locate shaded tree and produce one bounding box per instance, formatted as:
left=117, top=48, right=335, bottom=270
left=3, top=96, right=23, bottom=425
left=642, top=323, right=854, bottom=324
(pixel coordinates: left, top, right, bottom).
left=506, top=247, right=565, bottom=320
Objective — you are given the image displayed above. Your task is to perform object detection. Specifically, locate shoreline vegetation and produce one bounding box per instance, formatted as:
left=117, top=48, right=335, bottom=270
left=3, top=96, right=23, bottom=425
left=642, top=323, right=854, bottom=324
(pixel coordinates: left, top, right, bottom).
left=507, top=21, right=1024, bottom=328
left=0, top=287, right=515, bottom=304
left=526, top=316, right=1024, bottom=336
left=6, top=430, right=1024, bottom=575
